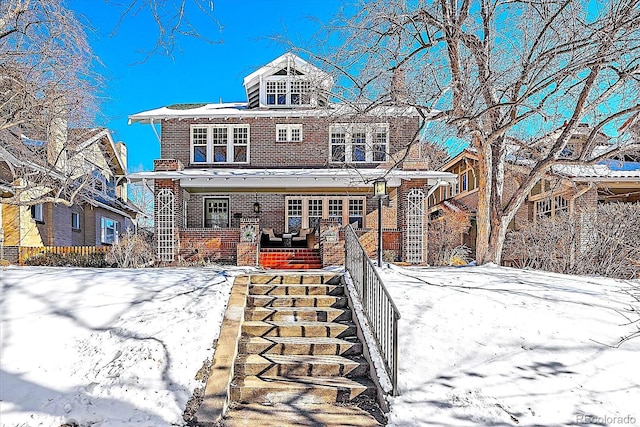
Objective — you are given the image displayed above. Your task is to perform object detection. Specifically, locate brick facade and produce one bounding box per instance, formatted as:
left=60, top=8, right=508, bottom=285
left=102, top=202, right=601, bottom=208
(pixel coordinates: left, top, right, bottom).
left=179, top=228, right=240, bottom=263
left=160, top=116, right=419, bottom=170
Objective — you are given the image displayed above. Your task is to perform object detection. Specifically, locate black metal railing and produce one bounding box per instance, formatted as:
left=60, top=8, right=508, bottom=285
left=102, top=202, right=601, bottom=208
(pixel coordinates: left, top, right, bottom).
left=344, top=225, right=400, bottom=395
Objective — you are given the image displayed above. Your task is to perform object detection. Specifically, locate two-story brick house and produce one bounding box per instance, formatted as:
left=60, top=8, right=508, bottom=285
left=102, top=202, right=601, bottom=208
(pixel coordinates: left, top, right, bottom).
left=129, top=53, right=456, bottom=266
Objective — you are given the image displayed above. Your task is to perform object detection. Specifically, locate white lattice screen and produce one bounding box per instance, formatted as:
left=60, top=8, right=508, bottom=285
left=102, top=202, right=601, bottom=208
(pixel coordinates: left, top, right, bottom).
left=405, top=188, right=425, bottom=264
left=156, top=189, right=175, bottom=262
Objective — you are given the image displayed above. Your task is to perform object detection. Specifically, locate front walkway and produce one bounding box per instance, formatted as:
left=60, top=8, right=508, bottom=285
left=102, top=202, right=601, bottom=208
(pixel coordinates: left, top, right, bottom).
left=196, top=272, right=383, bottom=426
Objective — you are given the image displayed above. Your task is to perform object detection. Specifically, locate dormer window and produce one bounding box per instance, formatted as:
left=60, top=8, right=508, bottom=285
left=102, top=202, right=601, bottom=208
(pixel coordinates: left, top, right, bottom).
left=265, top=76, right=312, bottom=107
left=243, top=53, right=333, bottom=109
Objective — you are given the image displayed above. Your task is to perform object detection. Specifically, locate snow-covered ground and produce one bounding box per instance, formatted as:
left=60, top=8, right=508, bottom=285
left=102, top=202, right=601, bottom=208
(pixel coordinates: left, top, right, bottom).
left=1, top=264, right=639, bottom=426
left=380, top=264, right=640, bottom=426
left=0, top=267, right=245, bottom=426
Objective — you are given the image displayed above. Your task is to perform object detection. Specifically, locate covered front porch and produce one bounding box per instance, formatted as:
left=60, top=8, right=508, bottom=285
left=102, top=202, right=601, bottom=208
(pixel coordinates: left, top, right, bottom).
left=129, top=164, right=456, bottom=266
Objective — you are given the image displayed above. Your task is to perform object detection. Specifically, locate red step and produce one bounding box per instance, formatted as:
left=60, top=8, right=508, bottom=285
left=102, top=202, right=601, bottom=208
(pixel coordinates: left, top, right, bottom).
left=259, top=248, right=322, bottom=270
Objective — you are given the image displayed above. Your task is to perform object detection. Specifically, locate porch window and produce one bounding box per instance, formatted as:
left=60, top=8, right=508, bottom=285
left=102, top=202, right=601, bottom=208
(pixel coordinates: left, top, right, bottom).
left=308, top=199, right=323, bottom=231
left=204, top=198, right=229, bottom=228
left=329, top=124, right=388, bottom=163
left=276, top=124, right=303, bottom=142
left=285, top=196, right=366, bottom=232
left=349, top=199, right=364, bottom=228
left=287, top=199, right=303, bottom=232
left=328, top=199, right=343, bottom=225
left=101, top=217, right=119, bottom=244
left=190, top=125, right=250, bottom=164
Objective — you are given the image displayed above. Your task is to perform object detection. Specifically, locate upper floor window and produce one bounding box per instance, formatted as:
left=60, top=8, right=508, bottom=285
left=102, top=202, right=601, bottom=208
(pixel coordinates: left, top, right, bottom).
left=31, top=204, right=43, bottom=222
left=276, top=124, right=303, bottom=143
left=191, top=125, right=249, bottom=164
left=329, top=124, right=388, bottom=163
left=265, top=76, right=312, bottom=107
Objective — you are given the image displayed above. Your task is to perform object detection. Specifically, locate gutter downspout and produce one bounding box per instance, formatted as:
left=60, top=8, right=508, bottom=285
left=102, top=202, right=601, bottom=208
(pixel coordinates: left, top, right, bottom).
left=569, top=182, right=595, bottom=269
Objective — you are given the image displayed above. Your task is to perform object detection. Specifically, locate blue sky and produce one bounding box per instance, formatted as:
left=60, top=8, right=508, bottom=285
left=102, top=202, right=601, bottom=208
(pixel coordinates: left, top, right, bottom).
left=72, top=0, right=344, bottom=172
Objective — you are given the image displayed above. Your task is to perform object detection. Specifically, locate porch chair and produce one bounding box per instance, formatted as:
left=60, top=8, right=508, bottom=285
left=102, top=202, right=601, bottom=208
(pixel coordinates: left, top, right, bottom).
left=262, top=228, right=283, bottom=246
left=292, top=228, right=314, bottom=247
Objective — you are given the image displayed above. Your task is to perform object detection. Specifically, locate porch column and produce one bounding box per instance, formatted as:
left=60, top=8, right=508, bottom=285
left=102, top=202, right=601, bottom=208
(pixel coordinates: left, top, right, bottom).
left=237, top=217, right=260, bottom=266
left=319, top=218, right=343, bottom=267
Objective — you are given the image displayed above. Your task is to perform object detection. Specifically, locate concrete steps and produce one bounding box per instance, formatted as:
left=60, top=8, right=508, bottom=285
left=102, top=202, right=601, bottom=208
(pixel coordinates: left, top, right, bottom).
left=239, top=336, right=363, bottom=356
left=231, top=272, right=378, bottom=409
left=244, top=306, right=352, bottom=322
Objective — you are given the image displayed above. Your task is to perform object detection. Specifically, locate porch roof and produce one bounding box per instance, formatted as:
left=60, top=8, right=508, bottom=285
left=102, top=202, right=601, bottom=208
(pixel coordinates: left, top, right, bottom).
left=128, top=168, right=457, bottom=190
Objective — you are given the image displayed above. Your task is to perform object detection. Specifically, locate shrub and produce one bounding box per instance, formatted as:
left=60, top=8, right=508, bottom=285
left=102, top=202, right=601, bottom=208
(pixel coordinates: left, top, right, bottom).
left=504, top=203, right=640, bottom=279
left=106, top=230, right=156, bottom=268
left=24, top=251, right=107, bottom=267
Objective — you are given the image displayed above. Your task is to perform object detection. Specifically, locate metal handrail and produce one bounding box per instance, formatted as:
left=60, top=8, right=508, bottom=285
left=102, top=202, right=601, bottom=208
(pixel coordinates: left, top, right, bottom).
left=344, top=225, right=400, bottom=395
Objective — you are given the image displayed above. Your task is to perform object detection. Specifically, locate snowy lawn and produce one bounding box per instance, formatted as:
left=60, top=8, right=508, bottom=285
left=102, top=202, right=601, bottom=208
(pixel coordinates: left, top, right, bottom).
left=0, top=266, right=249, bottom=426
left=380, top=264, right=640, bottom=426
left=2, top=264, right=639, bottom=426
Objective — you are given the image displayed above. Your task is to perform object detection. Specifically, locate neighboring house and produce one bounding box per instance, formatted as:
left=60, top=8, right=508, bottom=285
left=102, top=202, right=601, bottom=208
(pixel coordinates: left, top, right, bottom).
left=427, top=124, right=640, bottom=263
left=128, top=52, right=456, bottom=266
left=0, top=125, right=139, bottom=262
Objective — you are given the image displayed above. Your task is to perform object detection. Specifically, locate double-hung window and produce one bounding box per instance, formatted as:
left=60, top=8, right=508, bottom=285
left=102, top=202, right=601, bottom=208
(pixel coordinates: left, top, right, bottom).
left=101, top=217, right=119, bottom=244
left=276, top=124, right=303, bottom=143
left=329, top=124, right=388, bottom=163
left=190, top=124, right=250, bottom=164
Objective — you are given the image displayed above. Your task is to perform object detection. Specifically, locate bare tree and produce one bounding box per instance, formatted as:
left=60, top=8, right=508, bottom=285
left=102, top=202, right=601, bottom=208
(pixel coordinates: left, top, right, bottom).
left=1, top=0, right=100, bottom=206
left=109, top=0, right=221, bottom=59
left=0, top=1, right=219, bottom=208
left=310, top=0, right=640, bottom=264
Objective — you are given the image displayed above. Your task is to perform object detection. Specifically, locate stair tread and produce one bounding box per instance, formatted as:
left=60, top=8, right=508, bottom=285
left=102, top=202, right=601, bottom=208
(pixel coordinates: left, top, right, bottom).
left=243, top=320, right=354, bottom=327
left=245, top=336, right=358, bottom=344
left=236, top=375, right=373, bottom=389
left=240, top=354, right=364, bottom=365
left=248, top=307, right=348, bottom=313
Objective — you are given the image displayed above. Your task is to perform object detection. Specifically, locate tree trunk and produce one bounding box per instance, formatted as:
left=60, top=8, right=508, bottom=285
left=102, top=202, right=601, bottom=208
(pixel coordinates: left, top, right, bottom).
left=475, top=135, right=509, bottom=265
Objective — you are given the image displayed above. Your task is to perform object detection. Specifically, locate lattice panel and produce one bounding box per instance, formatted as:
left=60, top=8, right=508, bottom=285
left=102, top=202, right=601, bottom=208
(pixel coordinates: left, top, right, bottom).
left=405, top=189, right=425, bottom=264
left=157, top=189, right=175, bottom=262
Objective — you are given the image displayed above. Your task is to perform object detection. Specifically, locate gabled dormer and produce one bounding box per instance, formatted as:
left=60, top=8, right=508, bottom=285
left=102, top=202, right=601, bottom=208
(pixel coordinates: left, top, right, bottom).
left=243, top=52, right=333, bottom=109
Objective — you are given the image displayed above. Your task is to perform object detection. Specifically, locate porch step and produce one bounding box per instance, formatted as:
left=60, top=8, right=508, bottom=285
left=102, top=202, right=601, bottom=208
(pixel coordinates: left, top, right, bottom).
left=239, top=336, right=362, bottom=356
left=249, top=274, right=340, bottom=285
left=242, top=321, right=357, bottom=339
left=230, top=375, right=375, bottom=404
left=234, top=354, right=369, bottom=377
left=259, top=248, right=322, bottom=270
left=247, top=295, right=348, bottom=308
left=249, top=284, right=343, bottom=296
left=245, top=306, right=352, bottom=322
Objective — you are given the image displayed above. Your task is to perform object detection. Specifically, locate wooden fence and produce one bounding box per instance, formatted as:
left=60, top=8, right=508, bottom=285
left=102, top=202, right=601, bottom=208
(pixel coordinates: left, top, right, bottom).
left=19, top=246, right=110, bottom=265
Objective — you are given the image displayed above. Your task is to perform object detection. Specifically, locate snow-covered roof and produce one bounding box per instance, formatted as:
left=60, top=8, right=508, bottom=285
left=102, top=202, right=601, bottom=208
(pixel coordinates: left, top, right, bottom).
left=128, top=102, right=420, bottom=124
left=553, top=161, right=640, bottom=180
left=128, top=167, right=456, bottom=189
left=242, top=52, right=330, bottom=90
